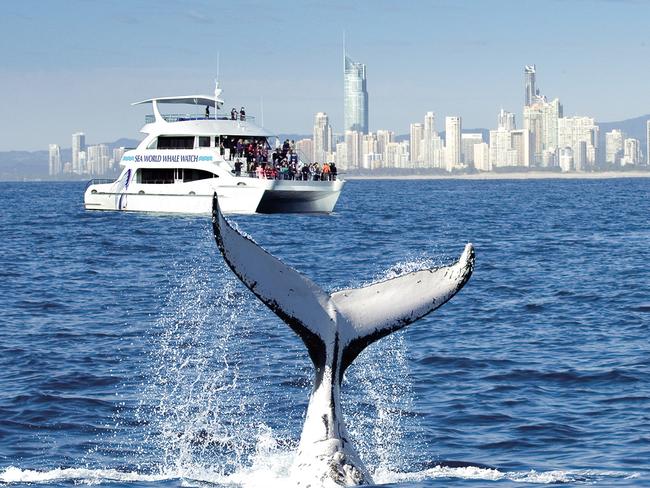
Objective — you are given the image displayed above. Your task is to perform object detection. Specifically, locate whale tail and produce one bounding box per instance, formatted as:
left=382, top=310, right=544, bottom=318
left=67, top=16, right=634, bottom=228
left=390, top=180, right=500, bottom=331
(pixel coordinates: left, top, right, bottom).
left=211, top=193, right=474, bottom=380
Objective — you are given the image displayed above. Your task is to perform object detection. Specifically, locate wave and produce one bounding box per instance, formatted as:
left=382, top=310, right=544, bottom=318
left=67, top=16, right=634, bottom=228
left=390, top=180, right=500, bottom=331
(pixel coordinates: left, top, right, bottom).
left=0, top=467, right=171, bottom=484
left=0, top=464, right=639, bottom=486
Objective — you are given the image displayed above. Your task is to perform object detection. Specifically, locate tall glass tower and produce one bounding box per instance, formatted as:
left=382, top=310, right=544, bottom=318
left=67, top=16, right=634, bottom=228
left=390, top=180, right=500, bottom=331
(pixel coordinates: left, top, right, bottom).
left=344, top=54, right=368, bottom=134
left=524, top=65, right=536, bottom=106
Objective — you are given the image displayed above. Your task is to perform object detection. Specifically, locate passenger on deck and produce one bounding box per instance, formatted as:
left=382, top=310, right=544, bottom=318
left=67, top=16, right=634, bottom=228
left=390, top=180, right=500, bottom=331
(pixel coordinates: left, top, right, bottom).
left=234, top=160, right=242, bottom=177
left=231, top=108, right=238, bottom=120
left=256, top=164, right=265, bottom=179
left=236, top=139, right=244, bottom=158
left=205, top=105, right=210, bottom=118
left=240, top=107, right=246, bottom=121
left=330, top=162, right=337, bottom=180
left=301, top=163, right=310, bottom=181
left=322, top=162, right=331, bottom=180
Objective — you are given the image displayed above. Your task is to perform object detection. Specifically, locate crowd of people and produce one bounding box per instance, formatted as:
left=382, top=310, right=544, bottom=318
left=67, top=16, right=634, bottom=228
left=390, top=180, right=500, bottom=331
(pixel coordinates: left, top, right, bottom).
left=226, top=138, right=337, bottom=181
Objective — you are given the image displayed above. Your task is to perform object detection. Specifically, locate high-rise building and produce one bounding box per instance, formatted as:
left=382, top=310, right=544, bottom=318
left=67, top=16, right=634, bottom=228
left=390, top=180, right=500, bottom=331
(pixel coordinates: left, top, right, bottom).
left=498, top=109, right=516, bottom=130
left=296, top=138, right=313, bottom=164
left=72, top=132, right=86, bottom=174
left=87, top=144, right=110, bottom=175
left=461, top=133, right=483, bottom=167
left=335, top=141, right=347, bottom=169
left=343, top=54, right=368, bottom=134
left=313, top=112, right=332, bottom=163
left=375, top=129, right=394, bottom=162
left=524, top=97, right=562, bottom=166
left=344, top=130, right=362, bottom=170
left=621, top=138, right=642, bottom=166
left=647, top=120, right=650, bottom=165
left=473, top=143, right=490, bottom=171
left=510, top=129, right=531, bottom=167
left=489, top=127, right=512, bottom=168
left=605, top=129, right=625, bottom=166
left=49, top=144, right=61, bottom=176
left=423, top=111, right=436, bottom=166
left=524, top=65, right=536, bottom=107
left=557, top=116, right=598, bottom=170
left=445, top=116, right=462, bottom=171
left=112, top=147, right=126, bottom=171
left=409, top=123, right=424, bottom=166
left=384, top=141, right=409, bottom=169
left=361, top=133, right=378, bottom=170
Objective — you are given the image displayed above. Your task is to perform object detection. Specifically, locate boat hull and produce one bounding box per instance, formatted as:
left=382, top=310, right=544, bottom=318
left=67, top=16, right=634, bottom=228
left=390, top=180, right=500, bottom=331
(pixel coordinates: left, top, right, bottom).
left=84, top=179, right=344, bottom=215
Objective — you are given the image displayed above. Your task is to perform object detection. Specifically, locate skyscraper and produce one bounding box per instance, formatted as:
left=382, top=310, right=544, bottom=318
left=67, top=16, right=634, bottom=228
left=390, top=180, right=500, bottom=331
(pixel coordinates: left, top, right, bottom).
left=497, top=109, right=516, bottom=130
left=72, top=132, right=86, bottom=174
left=423, top=112, right=436, bottom=167
left=647, top=120, right=650, bottom=165
left=312, top=112, right=332, bottom=163
left=343, top=54, right=368, bottom=134
left=445, top=116, right=462, bottom=171
left=48, top=144, right=61, bottom=176
left=524, top=65, right=536, bottom=106
left=409, top=123, right=423, bottom=167
left=605, top=129, right=624, bottom=166
left=557, top=116, right=598, bottom=170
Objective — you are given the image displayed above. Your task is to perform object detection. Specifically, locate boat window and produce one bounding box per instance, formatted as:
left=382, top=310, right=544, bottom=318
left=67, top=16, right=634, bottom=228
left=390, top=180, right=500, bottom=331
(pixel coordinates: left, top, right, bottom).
left=183, top=168, right=218, bottom=182
left=137, top=168, right=175, bottom=184
left=157, top=136, right=195, bottom=150
left=147, top=138, right=158, bottom=149
left=198, top=136, right=211, bottom=148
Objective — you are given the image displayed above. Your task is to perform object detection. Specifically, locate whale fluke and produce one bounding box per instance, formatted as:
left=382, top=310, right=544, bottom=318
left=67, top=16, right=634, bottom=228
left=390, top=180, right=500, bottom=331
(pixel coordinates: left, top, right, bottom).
left=211, top=193, right=475, bottom=486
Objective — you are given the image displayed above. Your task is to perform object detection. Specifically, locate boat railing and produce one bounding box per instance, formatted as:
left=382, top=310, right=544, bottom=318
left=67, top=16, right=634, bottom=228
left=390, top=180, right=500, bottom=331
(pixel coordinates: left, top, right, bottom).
left=85, top=179, right=115, bottom=189
left=145, top=114, right=256, bottom=124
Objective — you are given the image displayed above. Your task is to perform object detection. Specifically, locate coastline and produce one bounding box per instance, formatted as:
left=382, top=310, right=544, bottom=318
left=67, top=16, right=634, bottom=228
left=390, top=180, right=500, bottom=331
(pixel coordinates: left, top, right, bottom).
left=345, top=171, right=650, bottom=181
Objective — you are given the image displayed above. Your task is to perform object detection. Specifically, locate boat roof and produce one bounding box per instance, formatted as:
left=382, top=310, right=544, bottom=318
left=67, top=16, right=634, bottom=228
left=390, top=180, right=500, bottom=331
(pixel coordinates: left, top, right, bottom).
left=141, top=118, right=273, bottom=137
left=133, top=95, right=224, bottom=107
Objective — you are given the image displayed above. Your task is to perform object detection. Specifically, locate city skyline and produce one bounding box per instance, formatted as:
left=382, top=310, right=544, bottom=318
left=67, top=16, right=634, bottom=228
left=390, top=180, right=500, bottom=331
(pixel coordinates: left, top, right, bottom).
left=2, top=0, right=650, bottom=151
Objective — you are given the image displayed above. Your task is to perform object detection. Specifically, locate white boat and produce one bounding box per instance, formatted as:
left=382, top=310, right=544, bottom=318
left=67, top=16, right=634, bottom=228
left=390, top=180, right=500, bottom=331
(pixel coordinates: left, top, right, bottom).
left=84, top=85, right=344, bottom=214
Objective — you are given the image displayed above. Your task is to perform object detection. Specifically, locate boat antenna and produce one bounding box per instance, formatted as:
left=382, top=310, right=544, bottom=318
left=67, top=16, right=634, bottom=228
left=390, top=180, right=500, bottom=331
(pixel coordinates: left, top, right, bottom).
left=214, top=51, right=221, bottom=119
left=260, top=96, right=264, bottom=127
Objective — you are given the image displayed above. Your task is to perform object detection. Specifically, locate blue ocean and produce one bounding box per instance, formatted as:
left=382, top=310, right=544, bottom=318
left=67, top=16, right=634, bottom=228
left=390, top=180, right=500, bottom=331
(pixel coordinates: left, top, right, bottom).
left=1, top=179, right=648, bottom=487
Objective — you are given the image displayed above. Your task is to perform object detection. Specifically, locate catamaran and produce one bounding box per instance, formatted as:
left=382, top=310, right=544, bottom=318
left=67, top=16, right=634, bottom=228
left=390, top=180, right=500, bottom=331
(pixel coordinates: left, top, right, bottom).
left=84, top=84, right=344, bottom=214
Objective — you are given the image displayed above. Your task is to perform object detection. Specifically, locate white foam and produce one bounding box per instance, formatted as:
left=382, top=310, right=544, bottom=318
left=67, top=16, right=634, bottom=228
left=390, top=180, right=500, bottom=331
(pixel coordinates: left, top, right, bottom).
left=375, top=465, right=639, bottom=485
left=0, top=466, right=172, bottom=484
left=1, top=463, right=639, bottom=487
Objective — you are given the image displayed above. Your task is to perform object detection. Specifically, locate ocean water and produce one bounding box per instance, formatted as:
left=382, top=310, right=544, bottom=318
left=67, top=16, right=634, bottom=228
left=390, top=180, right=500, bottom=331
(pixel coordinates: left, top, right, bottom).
left=0, top=179, right=648, bottom=487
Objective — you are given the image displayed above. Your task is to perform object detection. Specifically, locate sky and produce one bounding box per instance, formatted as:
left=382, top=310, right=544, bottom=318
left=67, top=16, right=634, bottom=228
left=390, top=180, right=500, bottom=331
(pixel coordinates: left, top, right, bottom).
left=2, top=0, right=650, bottom=151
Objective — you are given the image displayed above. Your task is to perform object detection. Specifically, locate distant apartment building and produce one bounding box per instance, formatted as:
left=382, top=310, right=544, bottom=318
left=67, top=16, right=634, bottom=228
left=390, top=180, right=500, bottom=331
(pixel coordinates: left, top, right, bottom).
left=296, top=138, right=313, bottom=164
left=473, top=142, right=490, bottom=171
left=72, top=132, right=86, bottom=173
left=344, top=130, right=362, bottom=170
left=605, top=129, right=625, bottom=166
left=313, top=112, right=332, bottom=164
left=621, top=138, right=642, bottom=166
left=375, top=129, right=394, bottom=162
left=87, top=144, right=110, bottom=175
left=557, top=116, right=598, bottom=170
left=409, top=123, right=424, bottom=166
left=445, top=116, right=462, bottom=171
left=384, top=141, right=409, bottom=168
left=647, top=120, right=650, bottom=165
left=497, top=109, right=516, bottom=131
left=524, top=97, right=562, bottom=166
left=48, top=144, right=61, bottom=176
left=461, top=133, right=483, bottom=167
